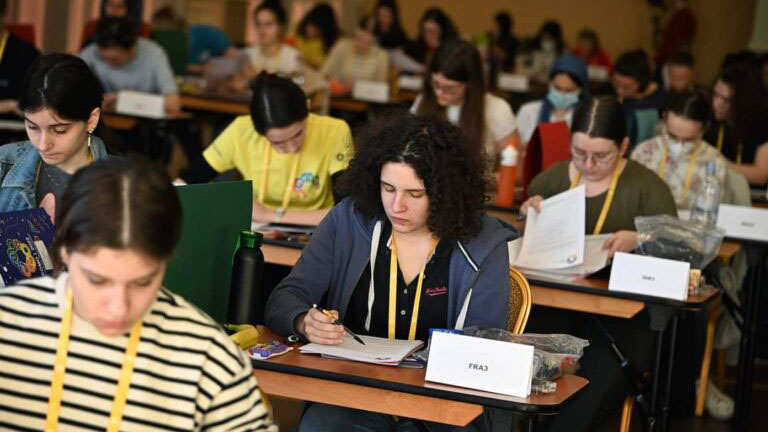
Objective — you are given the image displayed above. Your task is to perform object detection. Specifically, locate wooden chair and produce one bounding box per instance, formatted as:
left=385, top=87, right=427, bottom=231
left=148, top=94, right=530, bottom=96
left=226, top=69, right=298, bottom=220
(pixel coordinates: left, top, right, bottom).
left=508, top=267, right=532, bottom=334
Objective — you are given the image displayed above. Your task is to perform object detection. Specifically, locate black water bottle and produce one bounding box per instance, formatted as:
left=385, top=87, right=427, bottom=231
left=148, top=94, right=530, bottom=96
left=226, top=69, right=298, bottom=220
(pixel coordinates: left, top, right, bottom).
left=227, top=231, right=265, bottom=324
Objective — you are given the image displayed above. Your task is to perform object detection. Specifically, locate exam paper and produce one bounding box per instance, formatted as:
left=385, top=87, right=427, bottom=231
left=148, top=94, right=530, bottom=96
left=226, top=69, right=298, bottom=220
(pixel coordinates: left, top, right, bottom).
left=299, top=334, right=424, bottom=365
left=515, top=185, right=586, bottom=269
left=509, top=234, right=611, bottom=280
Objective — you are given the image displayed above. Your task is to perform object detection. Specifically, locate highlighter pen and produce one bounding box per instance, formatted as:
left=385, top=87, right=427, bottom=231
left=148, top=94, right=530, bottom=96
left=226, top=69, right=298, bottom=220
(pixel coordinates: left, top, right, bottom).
left=312, top=304, right=366, bottom=345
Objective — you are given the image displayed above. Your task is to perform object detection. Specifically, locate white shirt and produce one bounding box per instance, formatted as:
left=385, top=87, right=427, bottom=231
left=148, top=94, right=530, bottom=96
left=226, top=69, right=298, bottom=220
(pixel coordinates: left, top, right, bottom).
left=411, top=93, right=517, bottom=158
left=244, top=44, right=300, bottom=75
left=516, top=100, right=575, bottom=150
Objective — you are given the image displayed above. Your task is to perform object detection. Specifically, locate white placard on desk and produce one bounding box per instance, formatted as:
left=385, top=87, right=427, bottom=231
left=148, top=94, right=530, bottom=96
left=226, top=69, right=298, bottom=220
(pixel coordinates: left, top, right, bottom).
left=608, top=252, right=690, bottom=301
left=716, top=204, right=768, bottom=242
left=587, top=65, right=610, bottom=82
left=352, top=80, right=390, bottom=103
left=425, top=332, right=534, bottom=398
left=398, top=75, right=423, bottom=91
left=116, top=90, right=165, bottom=118
left=497, top=73, right=530, bottom=92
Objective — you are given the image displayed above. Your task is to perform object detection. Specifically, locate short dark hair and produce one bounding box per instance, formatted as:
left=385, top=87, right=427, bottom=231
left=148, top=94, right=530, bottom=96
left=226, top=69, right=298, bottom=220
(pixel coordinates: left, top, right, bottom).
left=571, top=96, right=628, bottom=144
left=55, top=157, right=182, bottom=269
left=249, top=72, right=308, bottom=135
left=255, top=0, right=287, bottom=26
left=19, top=54, right=104, bottom=123
left=668, top=50, right=694, bottom=67
left=341, top=114, right=489, bottom=241
left=615, top=49, right=652, bottom=90
left=93, top=17, right=138, bottom=49
left=665, top=91, right=709, bottom=124
left=297, top=3, right=339, bottom=52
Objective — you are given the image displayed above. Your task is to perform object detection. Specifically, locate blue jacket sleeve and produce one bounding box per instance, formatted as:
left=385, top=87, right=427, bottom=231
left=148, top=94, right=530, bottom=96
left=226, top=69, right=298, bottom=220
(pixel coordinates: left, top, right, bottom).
left=264, top=205, right=339, bottom=336
left=464, top=241, right=510, bottom=330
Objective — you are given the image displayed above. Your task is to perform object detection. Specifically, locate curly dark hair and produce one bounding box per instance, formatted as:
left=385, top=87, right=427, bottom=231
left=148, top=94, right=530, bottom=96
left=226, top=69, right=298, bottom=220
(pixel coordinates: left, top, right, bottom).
left=341, top=114, right=489, bottom=241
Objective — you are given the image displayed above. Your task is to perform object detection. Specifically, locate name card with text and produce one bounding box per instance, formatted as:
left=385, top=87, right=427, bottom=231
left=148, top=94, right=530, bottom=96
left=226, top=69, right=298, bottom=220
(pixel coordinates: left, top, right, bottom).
left=587, top=65, right=610, bottom=82
left=717, top=204, right=768, bottom=242
left=116, top=90, right=165, bottom=118
left=497, top=73, right=530, bottom=92
left=352, top=80, right=390, bottom=103
left=608, top=253, right=690, bottom=301
left=398, top=75, right=423, bottom=91
left=425, top=332, right=534, bottom=398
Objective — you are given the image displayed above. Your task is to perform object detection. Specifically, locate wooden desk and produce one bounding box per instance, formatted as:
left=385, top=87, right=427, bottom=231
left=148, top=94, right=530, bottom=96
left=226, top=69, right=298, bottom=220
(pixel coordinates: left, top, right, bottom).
left=102, top=111, right=193, bottom=130
left=252, top=327, right=588, bottom=426
left=329, top=92, right=417, bottom=113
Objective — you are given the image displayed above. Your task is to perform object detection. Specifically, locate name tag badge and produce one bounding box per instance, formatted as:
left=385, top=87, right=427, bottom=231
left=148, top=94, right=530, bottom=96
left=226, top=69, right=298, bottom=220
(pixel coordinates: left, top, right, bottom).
left=496, top=73, right=529, bottom=92
left=608, top=252, right=690, bottom=301
left=115, top=90, right=165, bottom=118
left=352, top=80, right=390, bottom=103
left=425, top=332, right=534, bottom=398
left=717, top=204, right=768, bottom=242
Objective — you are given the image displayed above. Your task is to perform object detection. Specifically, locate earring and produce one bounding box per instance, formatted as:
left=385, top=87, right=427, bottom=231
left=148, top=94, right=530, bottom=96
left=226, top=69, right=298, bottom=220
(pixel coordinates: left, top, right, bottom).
left=87, top=128, right=94, bottom=149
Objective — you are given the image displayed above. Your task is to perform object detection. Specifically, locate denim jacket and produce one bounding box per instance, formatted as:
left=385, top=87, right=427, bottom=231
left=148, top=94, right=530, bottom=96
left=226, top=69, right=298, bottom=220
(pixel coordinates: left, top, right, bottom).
left=0, top=137, right=109, bottom=212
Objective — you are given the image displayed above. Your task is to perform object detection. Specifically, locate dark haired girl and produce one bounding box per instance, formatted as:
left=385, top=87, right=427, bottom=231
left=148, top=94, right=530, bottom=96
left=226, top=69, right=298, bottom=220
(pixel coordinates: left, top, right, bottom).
left=266, top=113, right=514, bottom=431
left=179, top=72, right=352, bottom=225
left=372, top=0, right=409, bottom=50
left=296, top=3, right=340, bottom=69
left=0, top=157, right=275, bottom=430
left=404, top=7, right=459, bottom=67
left=0, top=54, right=111, bottom=216
left=242, top=0, right=300, bottom=77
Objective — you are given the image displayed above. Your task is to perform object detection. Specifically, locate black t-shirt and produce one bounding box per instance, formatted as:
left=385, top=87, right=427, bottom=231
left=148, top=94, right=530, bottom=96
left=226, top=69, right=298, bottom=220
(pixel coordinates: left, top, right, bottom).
left=345, top=223, right=453, bottom=342
left=35, top=162, right=72, bottom=206
left=704, top=119, right=768, bottom=167
left=0, top=32, right=40, bottom=120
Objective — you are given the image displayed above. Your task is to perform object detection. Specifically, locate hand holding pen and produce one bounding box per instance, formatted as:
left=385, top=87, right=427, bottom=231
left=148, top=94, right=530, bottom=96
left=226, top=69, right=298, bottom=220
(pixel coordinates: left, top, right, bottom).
left=297, top=304, right=365, bottom=345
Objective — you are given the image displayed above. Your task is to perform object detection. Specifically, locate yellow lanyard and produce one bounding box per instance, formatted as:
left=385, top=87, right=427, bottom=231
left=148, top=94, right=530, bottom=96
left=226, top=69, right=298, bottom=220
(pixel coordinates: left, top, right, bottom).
left=570, top=159, right=624, bottom=235
left=658, top=138, right=700, bottom=207
left=45, top=288, right=143, bottom=432
left=388, top=234, right=438, bottom=340
left=716, top=123, right=725, bottom=153
left=257, top=144, right=301, bottom=209
left=0, top=31, right=9, bottom=63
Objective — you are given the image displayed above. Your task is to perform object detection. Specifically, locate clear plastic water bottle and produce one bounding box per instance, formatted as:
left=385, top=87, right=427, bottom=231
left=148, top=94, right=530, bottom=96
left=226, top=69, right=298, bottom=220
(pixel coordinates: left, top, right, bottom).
left=690, top=161, right=720, bottom=226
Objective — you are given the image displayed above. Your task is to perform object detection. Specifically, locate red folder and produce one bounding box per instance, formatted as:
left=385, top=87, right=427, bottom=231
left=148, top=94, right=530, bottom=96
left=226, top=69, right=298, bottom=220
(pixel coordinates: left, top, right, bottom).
left=522, top=121, right=571, bottom=199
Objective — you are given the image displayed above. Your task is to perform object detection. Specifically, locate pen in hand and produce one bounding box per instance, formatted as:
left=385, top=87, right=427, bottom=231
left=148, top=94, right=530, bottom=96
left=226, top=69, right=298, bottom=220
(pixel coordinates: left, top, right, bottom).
left=312, top=304, right=366, bottom=345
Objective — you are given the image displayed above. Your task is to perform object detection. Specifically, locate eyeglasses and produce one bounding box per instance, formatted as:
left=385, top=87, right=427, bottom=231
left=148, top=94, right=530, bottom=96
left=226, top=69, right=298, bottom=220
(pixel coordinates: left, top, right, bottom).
left=570, top=146, right=618, bottom=166
left=431, top=78, right=464, bottom=96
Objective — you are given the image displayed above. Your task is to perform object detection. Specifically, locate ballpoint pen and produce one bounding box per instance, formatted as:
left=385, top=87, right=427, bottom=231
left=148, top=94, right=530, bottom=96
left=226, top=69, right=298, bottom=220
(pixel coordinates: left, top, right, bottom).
left=312, top=304, right=366, bottom=345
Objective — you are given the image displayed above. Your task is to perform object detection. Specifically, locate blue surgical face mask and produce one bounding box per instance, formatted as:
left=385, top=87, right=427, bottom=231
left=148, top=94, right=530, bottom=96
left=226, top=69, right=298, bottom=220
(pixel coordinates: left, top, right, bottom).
left=547, top=87, right=581, bottom=109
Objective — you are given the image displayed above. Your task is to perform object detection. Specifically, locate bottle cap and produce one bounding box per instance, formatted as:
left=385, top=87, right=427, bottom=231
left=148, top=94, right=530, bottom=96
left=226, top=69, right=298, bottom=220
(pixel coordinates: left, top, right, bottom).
left=500, top=144, right=518, bottom=167
left=706, top=160, right=716, bottom=175
left=239, top=231, right=263, bottom=248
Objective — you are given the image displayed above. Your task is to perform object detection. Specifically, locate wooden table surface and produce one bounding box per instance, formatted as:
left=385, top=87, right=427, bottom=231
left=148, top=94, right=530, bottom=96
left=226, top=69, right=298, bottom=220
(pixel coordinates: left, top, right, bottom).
left=252, top=327, right=588, bottom=425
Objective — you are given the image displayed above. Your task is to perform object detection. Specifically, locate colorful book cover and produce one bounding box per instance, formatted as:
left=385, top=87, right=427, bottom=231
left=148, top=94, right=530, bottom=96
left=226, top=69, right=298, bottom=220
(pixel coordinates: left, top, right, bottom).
left=0, top=208, right=55, bottom=287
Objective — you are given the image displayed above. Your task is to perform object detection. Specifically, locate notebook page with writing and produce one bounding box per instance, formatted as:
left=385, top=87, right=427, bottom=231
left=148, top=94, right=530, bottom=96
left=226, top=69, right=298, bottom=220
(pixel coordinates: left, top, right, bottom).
left=299, top=335, right=424, bottom=365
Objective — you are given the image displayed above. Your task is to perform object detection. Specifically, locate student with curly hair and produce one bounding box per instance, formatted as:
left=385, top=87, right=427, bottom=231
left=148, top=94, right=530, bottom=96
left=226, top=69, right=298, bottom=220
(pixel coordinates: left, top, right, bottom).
left=265, top=113, right=515, bottom=431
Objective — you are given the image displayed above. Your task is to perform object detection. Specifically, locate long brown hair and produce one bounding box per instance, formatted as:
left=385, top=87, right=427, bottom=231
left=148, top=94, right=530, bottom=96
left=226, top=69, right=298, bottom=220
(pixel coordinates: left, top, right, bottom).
left=416, top=39, right=486, bottom=149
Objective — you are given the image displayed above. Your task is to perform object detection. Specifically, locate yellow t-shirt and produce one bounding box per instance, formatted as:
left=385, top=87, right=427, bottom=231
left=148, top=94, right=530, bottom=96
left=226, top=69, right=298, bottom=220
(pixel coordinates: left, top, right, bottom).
left=203, top=113, right=352, bottom=210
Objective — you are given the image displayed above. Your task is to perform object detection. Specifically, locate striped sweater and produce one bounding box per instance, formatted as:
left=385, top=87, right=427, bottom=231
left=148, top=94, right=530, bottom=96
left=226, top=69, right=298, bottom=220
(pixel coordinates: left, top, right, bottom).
left=0, top=274, right=277, bottom=431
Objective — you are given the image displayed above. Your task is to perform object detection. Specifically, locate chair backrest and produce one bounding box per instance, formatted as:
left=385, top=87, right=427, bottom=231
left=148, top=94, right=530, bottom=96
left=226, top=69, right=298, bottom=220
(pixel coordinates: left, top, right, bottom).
left=631, top=109, right=660, bottom=146
left=508, top=266, right=532, bottom=334
left=151, top=29, right=188, bottom=76
left=721, top=166, right=752, bottom=206
left=522, top=121, right=571, bottom=200
left=5, top=24, right=36, bottom=46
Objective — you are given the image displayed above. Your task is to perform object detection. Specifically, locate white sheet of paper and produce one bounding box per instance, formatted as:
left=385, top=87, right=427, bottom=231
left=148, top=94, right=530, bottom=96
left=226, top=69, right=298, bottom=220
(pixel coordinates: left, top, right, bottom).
left=352, top=80, right=390, bottom=103
left=116, top=90, right=165, bottom=118
left=299, top=334, right=423, bottom=365
left=608, top=252, right=690, bottom=301
left=716, top=204, right=768, bottom=242
left=425, top=332, right=534, bottom=398
left=497, top=73, right=530, bottom=92
left=509, top=233, right=610, bottom=278
left=515, top=185, right=586, bottom=269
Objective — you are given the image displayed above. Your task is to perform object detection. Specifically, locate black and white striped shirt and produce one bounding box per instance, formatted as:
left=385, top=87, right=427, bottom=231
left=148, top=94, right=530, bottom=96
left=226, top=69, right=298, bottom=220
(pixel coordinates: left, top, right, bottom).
left=0, top=274, right=277, bottom=431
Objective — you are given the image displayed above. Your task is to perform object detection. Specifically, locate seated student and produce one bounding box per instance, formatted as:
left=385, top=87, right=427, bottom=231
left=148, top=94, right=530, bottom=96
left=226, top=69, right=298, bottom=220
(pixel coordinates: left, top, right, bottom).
left=294, top=3, right=340, bottom=70
left=265, top=113, right=514, bottom=431
left=516, top=53, right=590, bottom=149
left=486, top=11, right=518, bottom=89
left=80, top=17, right=181, bottom=114
left=242, top=1, right=300, bottom=78
left=179, top=73, right=351, bottom=225
left=81, top=0, right=152, bottom=48
left=570, top=28, right=612, bottom=75
left=0, top=0, right=41, bottom=144
left=412, top=39, right=519, bottom=163
left=612, top=49, right=667, bottom=144
left=632, top=92, right=727, bottom=209
left=529, top=20, right=567, bottom=82
left=0, top=157, right=276, bottom=431
left=0, top=54, right=110, bottom=215
left=403, top=8, right=459, bottom=68
left=662, top=50, right=696, bottom=94
left=320, top=15, right=390, bottom=93
left=521, top=97, right=676, bottom=432
left=704, top=62, right=768, bottom=186
left=372, top=0, right=409, bottom=51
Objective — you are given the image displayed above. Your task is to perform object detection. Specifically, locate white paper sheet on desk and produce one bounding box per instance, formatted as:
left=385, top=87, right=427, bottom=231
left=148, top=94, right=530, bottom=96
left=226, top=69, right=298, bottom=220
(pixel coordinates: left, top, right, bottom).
left=509, top=234, right=610, bottom=279
left=515, top=185, right=586, bottom=269
left=299, top=334, right=423, bottom=365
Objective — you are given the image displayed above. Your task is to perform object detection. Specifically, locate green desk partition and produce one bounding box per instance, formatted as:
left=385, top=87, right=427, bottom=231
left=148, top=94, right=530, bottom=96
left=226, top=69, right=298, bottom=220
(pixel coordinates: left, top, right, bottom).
left=164, top=181, right=252, bottom=323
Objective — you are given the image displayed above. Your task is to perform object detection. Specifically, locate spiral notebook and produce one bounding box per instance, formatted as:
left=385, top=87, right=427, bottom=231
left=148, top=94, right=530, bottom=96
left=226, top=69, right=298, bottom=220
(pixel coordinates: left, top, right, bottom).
left=299, top=335, right=424, bottom=366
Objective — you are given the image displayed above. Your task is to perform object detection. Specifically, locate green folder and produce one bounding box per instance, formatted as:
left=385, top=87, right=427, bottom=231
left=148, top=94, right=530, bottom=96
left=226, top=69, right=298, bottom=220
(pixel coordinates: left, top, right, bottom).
left=164, top=181, right=252, bottom=323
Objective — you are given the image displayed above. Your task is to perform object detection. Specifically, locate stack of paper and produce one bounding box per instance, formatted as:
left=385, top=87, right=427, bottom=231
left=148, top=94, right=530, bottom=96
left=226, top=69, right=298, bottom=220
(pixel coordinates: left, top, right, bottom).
left=299, top=334, right=424, bottom=366
left=509, top=234, right=611, bottom=281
